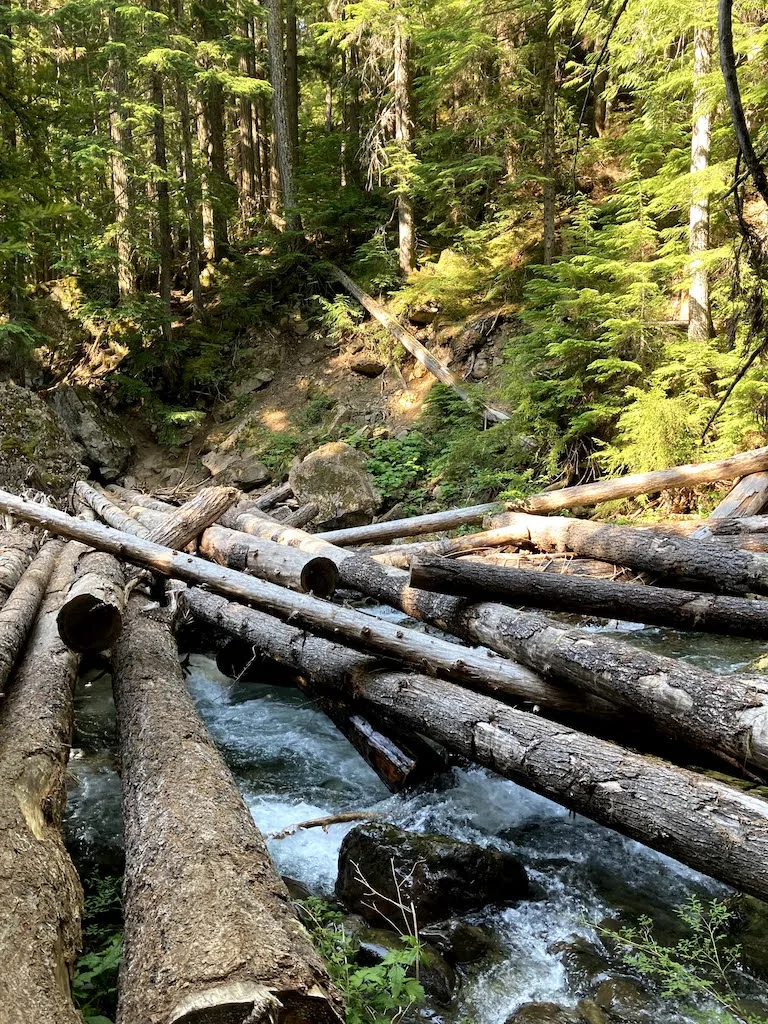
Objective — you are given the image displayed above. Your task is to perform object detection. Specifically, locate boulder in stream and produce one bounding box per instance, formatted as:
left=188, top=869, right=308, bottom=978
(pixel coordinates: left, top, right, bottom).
left=336, top=821, right=528, bottom=927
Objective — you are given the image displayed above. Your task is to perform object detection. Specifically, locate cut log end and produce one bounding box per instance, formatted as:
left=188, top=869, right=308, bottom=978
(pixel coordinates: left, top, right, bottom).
left=57, top=593, right=125, bottom=652
left=300, top=556, right=339, bottom=598
left=169, top=983, right=342, bottom=1024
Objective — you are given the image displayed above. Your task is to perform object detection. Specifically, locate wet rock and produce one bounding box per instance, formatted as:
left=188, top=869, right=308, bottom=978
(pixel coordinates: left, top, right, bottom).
left=574, top=1000, right=609, bottom=1024
left=505, top=1002, right=580, bottom=1024
left=336, top=821, right=528, bottom=927
left=549, top=935, right=611, bottom=992
left=48, top=384, right=133, bottom=481
left=356, top=928, right=456, bottom=1005
left=421, top=919, right=494, bottom=964
left=282, top=876, right=315, bottom=903
left=350, top=357, right=386, bottom=378
left=0, top=381, right=87, bottom=498
left=593, top=978, right=649, bottom=1019
left=289, top=441, right=380, bottom=525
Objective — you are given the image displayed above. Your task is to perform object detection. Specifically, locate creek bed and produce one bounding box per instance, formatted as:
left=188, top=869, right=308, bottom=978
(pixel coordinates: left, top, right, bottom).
left=64, top=619, right=768, bottom=1024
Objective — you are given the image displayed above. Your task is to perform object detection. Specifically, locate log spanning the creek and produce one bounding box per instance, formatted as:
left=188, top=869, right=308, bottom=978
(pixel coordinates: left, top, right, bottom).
left=0, top=526, right=38, bottom=610
left=315, top=502, right=501, bottom=546
left=483, top=510, right=768, bottom=595
left=209, top=507, right=768, bottom=779
left=181, top=588, right=768, bottom=906
left=0, top=538, right=64, bottom=691
left=409, top=555, right=768, bottom=638
left=112, top=595, right=343, bottom=1024
left=0, top=542, right=84, bottom=1024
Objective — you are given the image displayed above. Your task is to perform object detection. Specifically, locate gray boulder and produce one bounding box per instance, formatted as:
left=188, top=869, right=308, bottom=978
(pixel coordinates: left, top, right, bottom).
left=289, top=441, right=380, bottom=526
left=201, top=448, right=270, bottom=489
left=0, top=381, right=87, bottom=498
left=336, top=821, right=528, bottom=927
left=48, top=384, right=133, bottom=481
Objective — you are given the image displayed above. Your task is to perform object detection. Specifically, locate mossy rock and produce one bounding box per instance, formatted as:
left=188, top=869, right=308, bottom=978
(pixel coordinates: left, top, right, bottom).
left=0, top=381, right=87, bottom=498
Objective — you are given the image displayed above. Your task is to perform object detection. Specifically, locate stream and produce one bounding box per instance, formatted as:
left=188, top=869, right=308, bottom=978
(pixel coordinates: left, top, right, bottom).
left=64, top=616, right=768, bottom=1024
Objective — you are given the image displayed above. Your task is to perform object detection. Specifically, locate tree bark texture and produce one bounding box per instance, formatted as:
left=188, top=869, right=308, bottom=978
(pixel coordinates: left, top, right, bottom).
left=315, top=501, right=499, bottom=545
left=507, top=445, right=768, bottom=514
left=329, top=265, right=510, bottom=423
left=0, top=526, right=38, bottom=609
left=57, top=548, right=126, bottom=653
left=182, top=588, right=768, bottom=906
left=107, top=9, right=135, bottom=297
left=0, top=538, right=63, bottom=691
left=393, top=11, right=415, bottom=275
left=541, top=4, right=556, bottom=264
left=688, top=25, right=713, bottom=342
left=409, top=554, right=768, bottom=638
left=265, top=0, right=300, bottom=231
left=112, top=596, right=343, bottom=1024
left=0, top=542, right=83, bottom=1024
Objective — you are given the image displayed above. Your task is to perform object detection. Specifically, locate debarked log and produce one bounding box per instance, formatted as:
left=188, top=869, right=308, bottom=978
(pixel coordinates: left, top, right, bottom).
left=0, top=526, right=39, bottom=610
left=184, top=589, right=768, bottom=907
left=409, top=555, right=768, bottom=637
left=315, top=502, right=500, bottom=546
left=0, top=542, right=84, bottom=1024
left=481, top=511, right=768, bottom=594
left=57, top=547, right=126, bottom=653
left=112, top=596, right=343, bottom=1024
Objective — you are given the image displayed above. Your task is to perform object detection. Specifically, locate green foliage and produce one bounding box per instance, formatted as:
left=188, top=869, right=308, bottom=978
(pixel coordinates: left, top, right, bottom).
left=300, top=897, right=425, bottom=1024
left=317, top=295, right=365, bottom=341
left=606, top=896, right=767, bottom=1024
left=237, top=422, right=304, bottom=474
left=294, top=392, right=337, bottom=430
left=73, top=874, right=123, bottom=1024
left=156, top=406, right=206, bottom=446
left=351, top=430, right=432, bottom=509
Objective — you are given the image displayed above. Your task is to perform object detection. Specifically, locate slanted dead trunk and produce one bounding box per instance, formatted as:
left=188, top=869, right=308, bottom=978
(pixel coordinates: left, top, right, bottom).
left=181, top=589, right=768, bottom=906
left=0, top=542, right=84, bottom=1024
left=0, top=538, right=63, bottom=690
left=112, top=596, right=343, bottom=1024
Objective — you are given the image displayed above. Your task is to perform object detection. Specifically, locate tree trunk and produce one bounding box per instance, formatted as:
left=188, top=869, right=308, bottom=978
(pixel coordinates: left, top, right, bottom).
left=150, top=64, right=172, bottom=333
left=266, top=0, right=301, bottom=231
left=0, top=538, right=62, bottom=691
left=57, top=548, right=126, bottom=653
left=237, top=20, right=257, bottom=227
left=315, top=501, right=499, bottom=545
left=197, top=0, right=229, bottom=256
left=506, top=444, right=768, bottom=513
left=329, top=266, right=510, bottom=422
left=176, top=78, right=202, bottom=314
left=479, top=510, right=768, bottom=594
left=107, top=9, right=135, bottom=298
left=409, top=554, right=768, bottom=638
left=182, top=588, right=768, bottom=907
left=112, top=596, right=343, bottom=1024
left=393, top=11, right=415, bottom=274
left=0, top=527, right=38, bottom=609
left=285, top=0, right=299, bottom=153
left=696, top=471, right=768, bottom=526
left=688, top=25, right=713, bottom=342
left=541, top=4, right=556, bottom=264
left=0, top=542, right=84, bottom=1024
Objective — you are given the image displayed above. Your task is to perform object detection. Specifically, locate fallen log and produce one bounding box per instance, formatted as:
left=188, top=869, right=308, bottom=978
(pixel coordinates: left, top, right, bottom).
left=279, top=503, right=319, bottom=529
left=409, top=555, right=768, bottom=638
left=329, top=264, right=511, bottom=424
left=208, top=511, right=768, bottom=778
left=112, top=595, right=343, bottom=1024
left=0, top=538, right=64, bottom=691
left=707, top=471, right=768, bottom=519
left=480, top=510, right=768, bottom=594
left=0, top=527, right=38, bottom=610
left=183, top=589, right=768, bottom=906
left=315, top=503, right=500, bottom=546
left=454, top=552, right=644, bottom=581
left=0, top=542, right=84, bottom=1023
left=254, top=481, right=293, bottom=511
left=507, top=445, right=768, bottom=514
left=0, top=493, right=607, bottom=716
left=57, top=547, right=126, bottom=653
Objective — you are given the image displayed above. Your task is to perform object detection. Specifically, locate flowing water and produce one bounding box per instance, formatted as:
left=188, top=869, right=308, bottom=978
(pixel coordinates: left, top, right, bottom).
left=64, top=615, right=768, bottom=1024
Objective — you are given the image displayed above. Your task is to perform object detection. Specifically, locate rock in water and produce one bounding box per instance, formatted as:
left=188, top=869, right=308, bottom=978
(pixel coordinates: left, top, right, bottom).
left=0, top=381, right=87, bottom=497
left=289, top=441, right=380, bottom=526
left=336, top=821, right=528, bottom=926
left=48, top=384, right=133, bottom=481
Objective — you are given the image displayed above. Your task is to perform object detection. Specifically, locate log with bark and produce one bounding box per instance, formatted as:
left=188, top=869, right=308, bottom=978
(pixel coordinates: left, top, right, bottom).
left=253, top=481, right=293, bottom=511
left=409, top=554, right=768, bottom=637
left=315, top=502, right=500, bottom=546
left=112, top=595, right=343, bottom=1024
left=182, top=588, right=768, bottom=906
left=480, top=510, right=768, bottom=594
left=0, top=526, right=39, bottom=610
left=57, top=547, right=126, bottom=653
left=0, top=538, right=64, bottom=691
left=202, top=507, right=768, bottom=779
left=329, top=264, right=511, bottom=423
left=0, top=542, right=84, bottom=1024
left=506, top=445, right=768, bottom=514
left=454, top=551, right=644, bottom=581
left=278, top=502, right=319, bottom=529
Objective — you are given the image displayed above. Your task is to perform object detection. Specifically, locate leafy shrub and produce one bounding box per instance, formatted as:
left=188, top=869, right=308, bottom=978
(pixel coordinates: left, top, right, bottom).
left=73, top=874, right=123, bottom=1024
left=317, top=295, right=364, bottom=341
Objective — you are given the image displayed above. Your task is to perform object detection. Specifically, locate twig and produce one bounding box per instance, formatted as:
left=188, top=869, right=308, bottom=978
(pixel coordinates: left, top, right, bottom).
left=269, top=811, right=381, bottom=841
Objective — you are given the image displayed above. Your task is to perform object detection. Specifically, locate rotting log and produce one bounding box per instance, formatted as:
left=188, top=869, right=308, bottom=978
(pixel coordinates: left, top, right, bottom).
left=505, top=445, right=768, bottom=514
left=0, top=493, right=608, bottom=717
left=183, top=588, right=768, bottom=906
left=0, top=538, right=64, bottom=692
left=315, top=503, right=500, bottom=546
left=0, top=527, right=39, bottom=610
left=329, top=264, right=510, bottom=423
left=203, top=510, right=768, bottom=779
left=0, top=542, right=84, bottom=1024
left=112, top=595, right=343, bottom=1024
left=708, top=471, right=768, bottom=519
left=409, top=555, right=768, bottom=638
left=480, top=511, right=768, bottom=594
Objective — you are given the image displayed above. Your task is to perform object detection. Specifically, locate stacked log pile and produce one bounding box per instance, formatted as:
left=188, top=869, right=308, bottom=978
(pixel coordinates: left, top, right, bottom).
left=5, top=446, right=768, bottom=1013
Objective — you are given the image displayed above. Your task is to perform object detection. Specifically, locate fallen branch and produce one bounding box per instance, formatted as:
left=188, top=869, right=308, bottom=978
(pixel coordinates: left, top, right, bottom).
left=269, top=812, right=382, bottom=841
